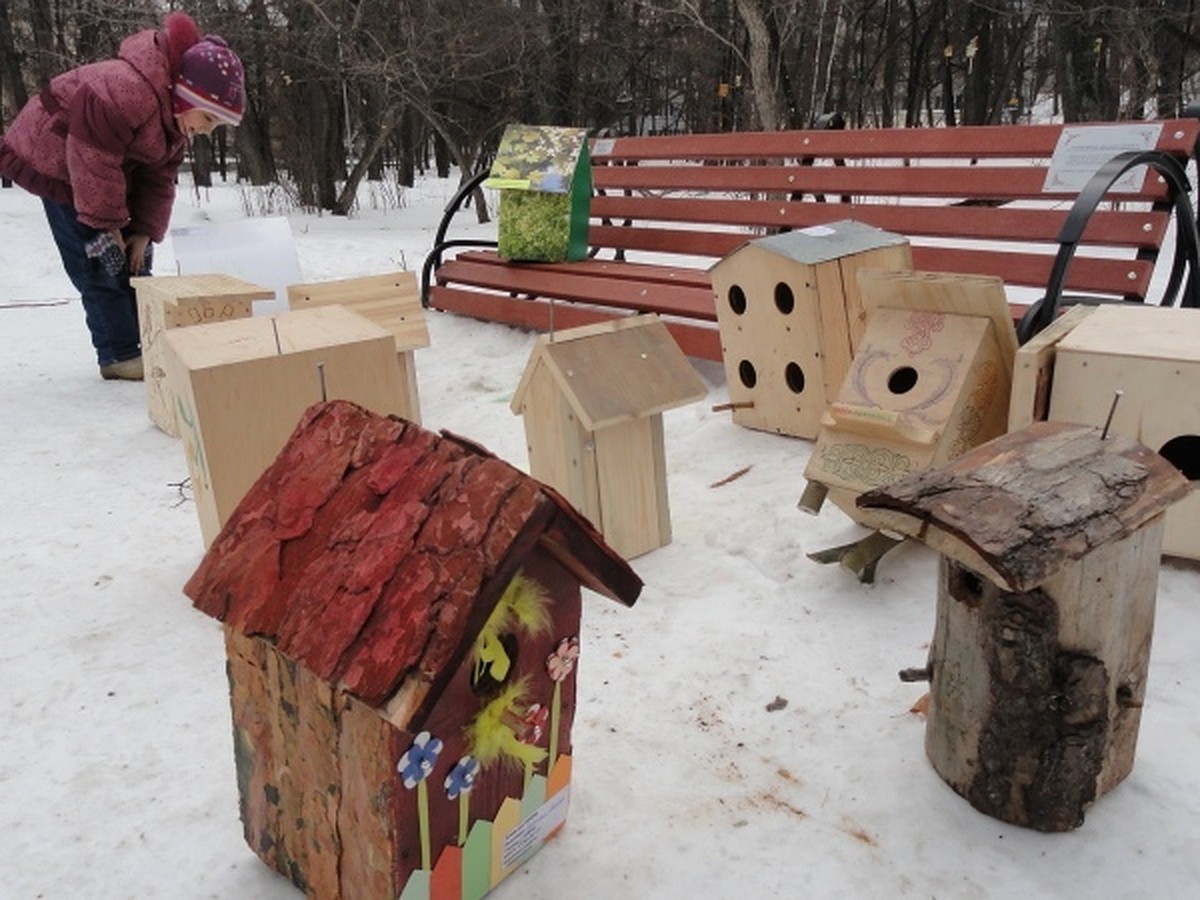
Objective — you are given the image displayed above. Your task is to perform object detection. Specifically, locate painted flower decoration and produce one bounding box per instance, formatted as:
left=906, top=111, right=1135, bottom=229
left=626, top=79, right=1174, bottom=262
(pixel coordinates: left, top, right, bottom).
left=522, top=703, right=550, bottom=744
left=397, top=731, right=443, bottom=790
left=546, top=636, right=580, bottom=683
left=444, top=755, right=480, bottom=800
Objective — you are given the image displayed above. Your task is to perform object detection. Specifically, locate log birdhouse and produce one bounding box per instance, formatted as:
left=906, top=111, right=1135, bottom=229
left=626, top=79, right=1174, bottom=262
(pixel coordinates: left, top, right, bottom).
left=1009, top=304, right=1200, bottom=560
left=185, top=399, right=641, bottom=900
left=859, top=421, right=1189, bottom=832
left=511, top=315, right=706, bottom=559
left=709, top=220, right=912, bottom=439
left=801, top=270, right=1018, bottom=527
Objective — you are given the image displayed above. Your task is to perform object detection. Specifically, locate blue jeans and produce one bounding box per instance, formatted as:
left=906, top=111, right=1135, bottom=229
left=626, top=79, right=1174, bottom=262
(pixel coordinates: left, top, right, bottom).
left=42, top=199, right=143, bottom=366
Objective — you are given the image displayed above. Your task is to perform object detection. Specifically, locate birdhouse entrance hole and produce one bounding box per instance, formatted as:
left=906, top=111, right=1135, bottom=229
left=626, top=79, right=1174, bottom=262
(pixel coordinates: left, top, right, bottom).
left=727, top=284, right=747, bottom=315
left=1158, top=435, right=1200, bottom=480
left=887, top=365, right=919, bottom=395
left=774, top=282, right=795, bottom=314
left=738, top=359, right=757, bottom=388
left=785, top=362, right=806, bottom=393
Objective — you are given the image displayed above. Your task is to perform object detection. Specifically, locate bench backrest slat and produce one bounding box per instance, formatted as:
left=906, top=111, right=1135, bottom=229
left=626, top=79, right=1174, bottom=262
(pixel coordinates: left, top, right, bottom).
left=590, top=196, right=1171, bottom=247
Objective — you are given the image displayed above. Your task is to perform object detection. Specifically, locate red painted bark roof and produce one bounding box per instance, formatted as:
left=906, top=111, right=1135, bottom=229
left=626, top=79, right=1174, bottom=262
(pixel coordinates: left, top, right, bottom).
left=184, top=399, right=640, bottom=706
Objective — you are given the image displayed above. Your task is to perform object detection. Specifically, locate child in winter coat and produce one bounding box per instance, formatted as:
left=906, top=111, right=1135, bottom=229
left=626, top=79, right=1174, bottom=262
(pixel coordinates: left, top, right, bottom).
left=0, top=12, right=244, bottom=381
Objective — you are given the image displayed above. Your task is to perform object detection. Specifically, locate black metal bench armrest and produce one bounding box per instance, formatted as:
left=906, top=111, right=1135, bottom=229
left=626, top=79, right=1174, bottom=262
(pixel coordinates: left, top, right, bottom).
left=420, top=169, right=496, bottom=307
left=1017, top=149, right=1200, bottom=344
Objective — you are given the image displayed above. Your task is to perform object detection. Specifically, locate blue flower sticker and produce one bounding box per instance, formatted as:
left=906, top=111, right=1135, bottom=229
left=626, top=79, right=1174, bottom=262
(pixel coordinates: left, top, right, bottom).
left=444, top=756, right=480, bottom=800
left=398, top=731, right=443, bottom=790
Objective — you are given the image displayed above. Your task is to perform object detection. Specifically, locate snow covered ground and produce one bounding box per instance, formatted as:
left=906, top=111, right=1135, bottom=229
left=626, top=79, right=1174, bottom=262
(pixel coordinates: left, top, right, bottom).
left=2, top=175, right=1199, bottom=899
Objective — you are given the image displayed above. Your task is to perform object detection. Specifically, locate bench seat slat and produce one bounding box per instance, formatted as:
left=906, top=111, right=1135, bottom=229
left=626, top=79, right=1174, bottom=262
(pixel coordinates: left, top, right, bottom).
left=434, top=258, right=718, bottom=321
left=427, top=285, right=724, bottom=360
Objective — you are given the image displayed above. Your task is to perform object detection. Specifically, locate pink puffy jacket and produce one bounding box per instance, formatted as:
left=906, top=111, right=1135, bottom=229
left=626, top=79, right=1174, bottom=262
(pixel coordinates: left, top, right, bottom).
left=0, top=27, right=191, bottom=242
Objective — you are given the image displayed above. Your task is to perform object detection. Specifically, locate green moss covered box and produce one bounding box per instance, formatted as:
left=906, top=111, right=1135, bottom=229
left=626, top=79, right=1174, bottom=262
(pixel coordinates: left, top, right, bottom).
left=485, top=124, right=591, bottom=263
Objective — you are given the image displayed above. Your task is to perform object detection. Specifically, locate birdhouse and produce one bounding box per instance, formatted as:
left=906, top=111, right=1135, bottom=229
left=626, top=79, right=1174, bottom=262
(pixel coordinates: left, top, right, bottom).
left=511, top=315, right=707, bottom=558
left=185, top=399, right=641, bottom=900
left=484, top=123, right=592, bottom=262
left=162, top=305, right=407, bottom=546
left=287, top=271, right=429, bottom=423
left=801, top=269, right=1018, bottom=526
left=709, top=220, right=912, bottom=438
left=859, top=421, right=1189, bottom=832
left=132, top=273, right=273, bottom=436
left=1009, top=304, right=1200, bottom=560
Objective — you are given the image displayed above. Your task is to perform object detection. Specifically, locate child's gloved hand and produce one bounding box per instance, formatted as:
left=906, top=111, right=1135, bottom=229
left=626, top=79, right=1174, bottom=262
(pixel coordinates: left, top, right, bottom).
left=84, top=230, right=127, bottom=277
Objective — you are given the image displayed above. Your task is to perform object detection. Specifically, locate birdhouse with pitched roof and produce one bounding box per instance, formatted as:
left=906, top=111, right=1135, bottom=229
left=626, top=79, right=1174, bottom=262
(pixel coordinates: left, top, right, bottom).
left=859, top=421, right=1189, bottom=832
left=709, top=220, right=912, bottom=438
left=801, top=269, right=1017, bottom=526
left=185, top=399, right=640, bottom=900
left=511, top=315, right=707, bottom=558
left=485, top=124, right=592, bottom=262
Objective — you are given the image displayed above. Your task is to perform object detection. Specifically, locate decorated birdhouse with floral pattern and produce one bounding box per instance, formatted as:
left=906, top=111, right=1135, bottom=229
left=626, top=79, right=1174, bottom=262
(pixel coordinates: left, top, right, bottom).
left=801, top=269, right=1018, bottom=527
left=184, top=399, right=640, bottom=900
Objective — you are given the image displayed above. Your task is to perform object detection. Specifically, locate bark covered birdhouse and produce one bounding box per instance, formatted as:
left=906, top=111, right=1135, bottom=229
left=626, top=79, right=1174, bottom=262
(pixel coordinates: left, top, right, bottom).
left=709, top=220, right=912, bottom=438
left=802, top=270, right=1017, bottom=527
left=184, top=399, right=641, bottom=900
left=510, top=315, right=706, bottom=558
left=859, top=421, right=1189, bottom=832
left=1009, top=304, right=1200, bottom=560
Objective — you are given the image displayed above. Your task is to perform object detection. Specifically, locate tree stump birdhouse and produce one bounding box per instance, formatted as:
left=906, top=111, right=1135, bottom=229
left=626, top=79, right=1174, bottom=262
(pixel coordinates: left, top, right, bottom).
left=709, top=220, right=912, bottom=438
left=287, top=270, right=429, bottom=424
left=802, top=269, right=1018, bottom=527
left=859, top=421, right=1189, bottom=832
left=1009, top=304, right=1200, bottom=560
left=185, top=399, right=641, bottom=900
left=132, top=273, right=273, bottom=437
left=162, top=305, right=407, bottom=546
left=511, top=315, right=707, bottom=558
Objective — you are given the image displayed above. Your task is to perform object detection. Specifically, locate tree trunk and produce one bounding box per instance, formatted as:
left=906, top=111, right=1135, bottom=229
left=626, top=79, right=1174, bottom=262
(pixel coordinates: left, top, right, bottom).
left=736, top=0, right=783, bottom=130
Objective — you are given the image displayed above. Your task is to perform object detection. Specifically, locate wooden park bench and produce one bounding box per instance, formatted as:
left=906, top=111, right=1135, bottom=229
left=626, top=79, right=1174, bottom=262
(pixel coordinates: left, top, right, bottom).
left=422, top=119, right=1200, bottom=360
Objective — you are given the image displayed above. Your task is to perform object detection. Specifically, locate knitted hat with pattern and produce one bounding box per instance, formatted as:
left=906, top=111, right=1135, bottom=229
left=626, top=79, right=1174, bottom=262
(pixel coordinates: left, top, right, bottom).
left=172, top=35, right=244, bottom=126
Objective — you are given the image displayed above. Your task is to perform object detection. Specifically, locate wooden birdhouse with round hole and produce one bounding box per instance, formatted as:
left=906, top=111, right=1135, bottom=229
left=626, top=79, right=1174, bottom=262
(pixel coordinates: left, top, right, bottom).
left=1009, top=304, right=1200, bottom=560
left=859, top=421, right=1189, bottom=832
left=185, top=399, right=640, bottom=900
left=709, top=220, right=912, bottom=439
left=801, top=269, right=1018, bottom=526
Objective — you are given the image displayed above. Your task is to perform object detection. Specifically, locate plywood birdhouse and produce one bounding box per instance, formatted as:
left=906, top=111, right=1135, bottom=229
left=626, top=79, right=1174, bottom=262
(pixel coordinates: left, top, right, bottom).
left=132, top=274, right=272, bottom=436
left=185, top=399, right=640, bottom=900
left=162, top=305, right=407, bottom=546
left=859, top=421, right=1189, bottom=832
left=511, top=315, right=707, bottom=558
left=709, top=220, right=912, bottom=438
left=1009, top=304, right=1200, bottom=560
left=802, top=270, right=1018, bottom=526
left=287, top=270, right=429, bottom=423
